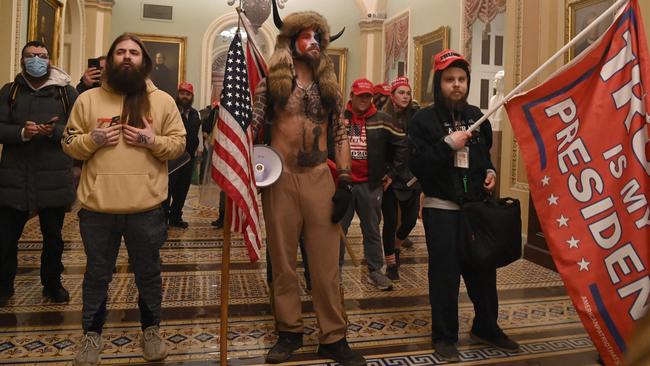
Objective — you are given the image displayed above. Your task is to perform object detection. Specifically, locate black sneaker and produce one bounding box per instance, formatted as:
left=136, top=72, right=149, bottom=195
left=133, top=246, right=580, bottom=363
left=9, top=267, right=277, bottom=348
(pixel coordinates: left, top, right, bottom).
left=0, top=288, right=14, bottom=307
left=211, top=219, right=224, bottom=229
left=265, top=332, right=302, bottom=364
left=43, top=286, right=70, bottom=303
left=432, top=340, right=460, bottom=362
left=386, top=265, right=399, bottom=281
left=470, top=331, right=520, bottom=351
left=168, top=219, right=189, bottom=228
left=317, top=338, right=367, bottom=366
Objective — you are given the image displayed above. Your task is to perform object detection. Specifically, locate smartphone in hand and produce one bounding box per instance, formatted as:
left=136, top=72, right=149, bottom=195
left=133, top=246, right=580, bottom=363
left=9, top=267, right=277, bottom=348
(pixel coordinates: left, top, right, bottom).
left=87, top=58, right=100, bottom=69
left=36, top=116, right=59, bottom=125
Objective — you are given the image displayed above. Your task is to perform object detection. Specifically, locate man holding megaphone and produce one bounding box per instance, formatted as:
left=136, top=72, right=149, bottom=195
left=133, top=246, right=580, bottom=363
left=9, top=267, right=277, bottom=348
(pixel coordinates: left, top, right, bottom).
left=249, top=4, right=366, bottom=366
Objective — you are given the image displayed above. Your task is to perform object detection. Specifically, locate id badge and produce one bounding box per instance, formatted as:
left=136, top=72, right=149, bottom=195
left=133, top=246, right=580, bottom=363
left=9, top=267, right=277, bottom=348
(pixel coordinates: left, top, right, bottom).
left=454, top=146, right=470, bottom=168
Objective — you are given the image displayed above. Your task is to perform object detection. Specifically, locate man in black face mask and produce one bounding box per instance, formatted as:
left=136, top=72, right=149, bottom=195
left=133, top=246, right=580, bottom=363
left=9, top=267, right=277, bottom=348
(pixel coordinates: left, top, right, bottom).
left=163, top=82, right=201, bottom=228
left=0, top=40, right=78, bottom=306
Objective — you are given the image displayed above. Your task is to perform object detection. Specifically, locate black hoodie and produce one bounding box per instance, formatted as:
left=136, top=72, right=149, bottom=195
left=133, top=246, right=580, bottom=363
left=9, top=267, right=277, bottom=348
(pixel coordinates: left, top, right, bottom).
left=408, top=64, right=495, bottom=205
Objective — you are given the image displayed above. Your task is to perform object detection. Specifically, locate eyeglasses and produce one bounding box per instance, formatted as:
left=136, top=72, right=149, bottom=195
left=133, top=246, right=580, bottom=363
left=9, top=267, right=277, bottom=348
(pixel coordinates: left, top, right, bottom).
left=23, top=53, right=49, bottom=59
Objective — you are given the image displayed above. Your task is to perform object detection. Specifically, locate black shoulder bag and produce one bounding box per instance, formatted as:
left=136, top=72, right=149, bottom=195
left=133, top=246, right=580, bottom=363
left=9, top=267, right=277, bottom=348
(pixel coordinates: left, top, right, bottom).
left=459, top=196, right=523, bottom=271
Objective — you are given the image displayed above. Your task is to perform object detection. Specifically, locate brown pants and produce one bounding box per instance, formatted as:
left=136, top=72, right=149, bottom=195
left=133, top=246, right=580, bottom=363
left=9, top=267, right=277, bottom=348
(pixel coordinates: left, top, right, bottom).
left=262, top=165, right=346, bottom=344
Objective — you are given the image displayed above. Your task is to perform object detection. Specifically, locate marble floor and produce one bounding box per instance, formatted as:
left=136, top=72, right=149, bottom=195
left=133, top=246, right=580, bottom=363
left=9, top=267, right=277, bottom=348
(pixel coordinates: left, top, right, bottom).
left=0, top=186, right=600, bottom=365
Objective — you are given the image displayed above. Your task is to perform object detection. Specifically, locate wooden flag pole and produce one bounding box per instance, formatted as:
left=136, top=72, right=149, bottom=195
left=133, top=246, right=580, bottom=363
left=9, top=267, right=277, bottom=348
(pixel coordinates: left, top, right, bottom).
left=338, top=225, right=360, bottom=267
left=219, top=199, right=232, bottom=365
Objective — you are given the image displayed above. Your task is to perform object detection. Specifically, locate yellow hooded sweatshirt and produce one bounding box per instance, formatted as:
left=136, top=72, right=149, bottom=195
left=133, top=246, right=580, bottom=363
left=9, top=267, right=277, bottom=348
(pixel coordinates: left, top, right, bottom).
left=62, top=80, right=186, bottom=214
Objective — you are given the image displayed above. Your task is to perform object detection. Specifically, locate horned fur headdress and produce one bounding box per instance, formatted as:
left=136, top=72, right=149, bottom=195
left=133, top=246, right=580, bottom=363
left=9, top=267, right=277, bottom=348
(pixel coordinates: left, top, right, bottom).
left=268, top=0, right=344, bottom=111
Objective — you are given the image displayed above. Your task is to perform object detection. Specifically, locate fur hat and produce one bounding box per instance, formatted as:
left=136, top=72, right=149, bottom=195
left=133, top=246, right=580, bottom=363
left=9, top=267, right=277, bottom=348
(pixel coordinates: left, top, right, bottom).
left=268, top=11, right=339, bottom=111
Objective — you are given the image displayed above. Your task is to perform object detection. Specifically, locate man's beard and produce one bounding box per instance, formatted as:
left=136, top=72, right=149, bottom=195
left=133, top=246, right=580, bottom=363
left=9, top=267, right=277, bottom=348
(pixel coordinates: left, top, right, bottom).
left=444, top=94, right=468, bottom=112
left=292, top=46, right=320, bottom=67
left=106, top=62, right=147, bottom=95
left=22, top=66, right=51, bottom=85
left=176, top=96, right=193, bottom=109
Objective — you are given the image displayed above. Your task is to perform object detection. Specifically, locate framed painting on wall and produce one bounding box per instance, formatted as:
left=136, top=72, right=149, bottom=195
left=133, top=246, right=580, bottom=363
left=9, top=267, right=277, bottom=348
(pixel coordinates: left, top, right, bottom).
left=566, top=0, right=615, bottom=60
left=383, top=10, right=410, bottom=83
left=413, top=26, right=450, bottom=106
left=28, top=0, right=63, bottom=66
left=328, top=47, right=348, bottom=95
left=135, top=33, right=187, bottom=97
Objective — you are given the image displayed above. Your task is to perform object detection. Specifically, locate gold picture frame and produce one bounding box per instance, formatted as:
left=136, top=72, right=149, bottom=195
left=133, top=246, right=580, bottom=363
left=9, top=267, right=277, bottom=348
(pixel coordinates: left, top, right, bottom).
left=328, top=47, right=348, bottom=95
left=27, top=0, right=63, bottom=66
left=413, top=26, right=450, bottom=106
left=565, top=0, right=614, bottom=61
left=134, top=33, right=187, bottom=96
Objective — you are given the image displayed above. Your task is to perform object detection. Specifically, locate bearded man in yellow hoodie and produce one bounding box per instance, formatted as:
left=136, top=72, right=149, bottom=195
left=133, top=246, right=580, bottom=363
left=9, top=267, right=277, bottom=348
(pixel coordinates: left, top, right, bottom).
left=62, top=33, right=186, bottom=366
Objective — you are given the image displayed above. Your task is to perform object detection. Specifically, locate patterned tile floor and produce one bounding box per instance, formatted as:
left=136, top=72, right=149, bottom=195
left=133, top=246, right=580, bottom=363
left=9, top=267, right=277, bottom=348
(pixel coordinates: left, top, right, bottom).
left=0, top=187, right=599, bottom=365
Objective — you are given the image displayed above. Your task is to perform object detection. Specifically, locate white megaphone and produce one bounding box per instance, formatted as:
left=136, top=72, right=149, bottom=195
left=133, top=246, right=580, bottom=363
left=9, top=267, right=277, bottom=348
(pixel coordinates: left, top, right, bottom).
left=252, top=144, right=283, bottom=187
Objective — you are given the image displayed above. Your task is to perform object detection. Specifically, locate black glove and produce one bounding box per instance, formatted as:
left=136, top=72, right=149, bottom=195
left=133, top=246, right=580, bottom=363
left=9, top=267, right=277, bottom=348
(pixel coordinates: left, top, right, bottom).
left=331, top=180, right=353, bottom=223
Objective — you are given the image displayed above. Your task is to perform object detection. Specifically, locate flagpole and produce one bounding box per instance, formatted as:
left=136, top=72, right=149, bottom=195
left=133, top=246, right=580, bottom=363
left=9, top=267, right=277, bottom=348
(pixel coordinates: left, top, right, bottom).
left=219, top=198, right=232, bottom=365
left=467, top=0, right=629, bottom=133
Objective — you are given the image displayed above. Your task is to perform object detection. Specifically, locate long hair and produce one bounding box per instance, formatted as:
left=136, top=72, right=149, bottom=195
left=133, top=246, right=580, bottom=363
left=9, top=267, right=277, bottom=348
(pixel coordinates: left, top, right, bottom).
left=105, top=33, right=153, bottom=128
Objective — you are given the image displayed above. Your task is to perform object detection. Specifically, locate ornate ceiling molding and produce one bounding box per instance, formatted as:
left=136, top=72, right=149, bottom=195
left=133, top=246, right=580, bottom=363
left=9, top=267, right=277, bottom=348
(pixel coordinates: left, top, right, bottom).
left=358, top=19, right=384, bottom=33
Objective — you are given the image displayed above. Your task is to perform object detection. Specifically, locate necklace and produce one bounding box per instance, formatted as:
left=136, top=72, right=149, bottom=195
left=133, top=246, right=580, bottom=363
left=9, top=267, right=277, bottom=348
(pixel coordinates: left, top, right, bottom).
left=296, top=80, right=314, bottom=92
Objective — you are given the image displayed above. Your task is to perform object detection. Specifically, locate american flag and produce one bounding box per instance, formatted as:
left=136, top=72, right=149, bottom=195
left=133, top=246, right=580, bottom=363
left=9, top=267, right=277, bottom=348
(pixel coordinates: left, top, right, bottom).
left=212, top=32, right=263, bottom=262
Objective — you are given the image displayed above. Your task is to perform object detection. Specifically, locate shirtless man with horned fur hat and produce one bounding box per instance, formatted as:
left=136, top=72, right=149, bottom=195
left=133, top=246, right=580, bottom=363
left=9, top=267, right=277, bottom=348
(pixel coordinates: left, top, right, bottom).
left=250, top=2, right=366, bottom=365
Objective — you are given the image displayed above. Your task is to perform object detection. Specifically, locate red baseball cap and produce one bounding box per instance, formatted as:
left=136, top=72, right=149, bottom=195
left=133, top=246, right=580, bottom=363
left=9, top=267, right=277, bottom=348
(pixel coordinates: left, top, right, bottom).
left=390, top=76, right=411, bottom=92
left=373, top=83, right=391, bottom=96
left=178, top=82, right=194, bottom=94
left=351, top=78, right=374, bottom=95
left=433, top=49, right=469, bottom=72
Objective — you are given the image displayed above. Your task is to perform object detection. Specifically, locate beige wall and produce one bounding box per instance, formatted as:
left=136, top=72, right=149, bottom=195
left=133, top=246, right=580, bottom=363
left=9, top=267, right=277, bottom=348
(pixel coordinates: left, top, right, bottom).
left=0, top=0, right=18, bottom=85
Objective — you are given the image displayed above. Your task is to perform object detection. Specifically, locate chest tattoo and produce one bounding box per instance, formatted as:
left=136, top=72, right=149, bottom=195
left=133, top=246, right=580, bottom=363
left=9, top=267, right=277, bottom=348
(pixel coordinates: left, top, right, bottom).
left=297, top=125, right=326, bottom=167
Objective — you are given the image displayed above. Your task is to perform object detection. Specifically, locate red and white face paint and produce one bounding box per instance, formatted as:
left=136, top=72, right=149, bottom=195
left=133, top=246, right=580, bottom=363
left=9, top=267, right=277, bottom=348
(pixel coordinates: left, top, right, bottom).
left=294, top=28, right=320, bottom=60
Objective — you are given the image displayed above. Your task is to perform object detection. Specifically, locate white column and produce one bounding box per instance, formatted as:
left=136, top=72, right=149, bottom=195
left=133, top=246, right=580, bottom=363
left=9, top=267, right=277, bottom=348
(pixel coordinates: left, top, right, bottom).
left=358, top=19, right=384, bottom=83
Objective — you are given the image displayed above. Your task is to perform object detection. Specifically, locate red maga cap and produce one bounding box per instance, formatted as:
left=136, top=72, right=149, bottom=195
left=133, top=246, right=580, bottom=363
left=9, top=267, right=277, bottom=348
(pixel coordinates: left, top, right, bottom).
left=373, top=82, right=391, bottom=96
left=178, top=82, right=194, bottom=94
left=390, top=76, right=411, bottom=92
left=433, top=49, right=469, bottom=72
left=351, top=78, right=374, bottom=95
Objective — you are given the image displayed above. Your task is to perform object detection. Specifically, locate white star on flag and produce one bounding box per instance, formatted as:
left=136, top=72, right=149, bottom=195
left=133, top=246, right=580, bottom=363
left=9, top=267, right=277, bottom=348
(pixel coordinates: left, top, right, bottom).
left=557, top=215, right=569, bottom=227
left=541, top=176, right=550, bottom=186
left=578, top=258, right=590, bottom=271
left=566, top=236, right=580, bottom=248
left=547, top=194, right=559, bottom=205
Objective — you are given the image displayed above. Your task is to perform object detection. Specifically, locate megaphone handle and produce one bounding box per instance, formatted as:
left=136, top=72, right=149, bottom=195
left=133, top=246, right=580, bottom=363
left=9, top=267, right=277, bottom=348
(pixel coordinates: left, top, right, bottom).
left=338, top=225, right=360, bottom=267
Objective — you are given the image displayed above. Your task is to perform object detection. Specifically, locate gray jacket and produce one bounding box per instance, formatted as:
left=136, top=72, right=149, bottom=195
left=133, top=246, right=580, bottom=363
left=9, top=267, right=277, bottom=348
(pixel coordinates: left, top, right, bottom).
left=0, top=67, right=78, bottom=211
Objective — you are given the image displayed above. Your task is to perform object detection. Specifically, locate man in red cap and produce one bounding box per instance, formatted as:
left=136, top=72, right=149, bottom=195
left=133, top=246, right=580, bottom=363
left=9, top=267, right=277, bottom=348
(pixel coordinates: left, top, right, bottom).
left=337, top=78, right=409, bottom=291
left=372, top=82, right=391, bottom=110
left=409, top=49, right=519, bottom=362
left=164, top=81, right=201, bottom=228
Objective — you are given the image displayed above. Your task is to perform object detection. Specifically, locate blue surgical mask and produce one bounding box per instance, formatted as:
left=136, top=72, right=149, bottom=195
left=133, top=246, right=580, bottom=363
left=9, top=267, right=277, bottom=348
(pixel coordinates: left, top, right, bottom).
left=24, top=56, right=49, bottom=78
